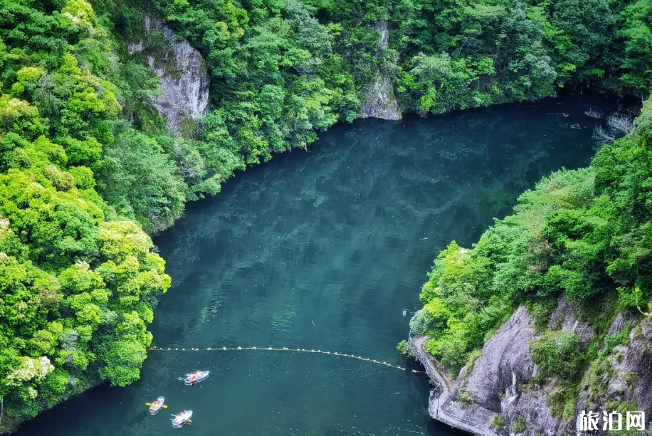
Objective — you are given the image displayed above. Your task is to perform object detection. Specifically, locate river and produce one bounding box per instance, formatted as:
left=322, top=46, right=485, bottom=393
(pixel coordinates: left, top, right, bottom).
left=15, top=93, right=624, bottom=436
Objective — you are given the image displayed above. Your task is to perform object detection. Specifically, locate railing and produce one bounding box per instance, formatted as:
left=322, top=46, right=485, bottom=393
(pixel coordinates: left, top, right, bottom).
left=408, top=336, right=500, bottom=436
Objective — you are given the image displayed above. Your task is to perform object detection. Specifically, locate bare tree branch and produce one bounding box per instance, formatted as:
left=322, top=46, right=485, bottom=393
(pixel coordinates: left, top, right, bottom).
left=607, top=114, right=633, bottom=134
left=592, top=124, right=615, bottom=146
left=585, top=108, right=604, bottom=119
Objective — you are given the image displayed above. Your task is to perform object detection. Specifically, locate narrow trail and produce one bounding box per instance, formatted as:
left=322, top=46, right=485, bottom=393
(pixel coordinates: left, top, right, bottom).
left=408, top=336, right=499, bottom=436
left=148, top=345, right=424, bottom=373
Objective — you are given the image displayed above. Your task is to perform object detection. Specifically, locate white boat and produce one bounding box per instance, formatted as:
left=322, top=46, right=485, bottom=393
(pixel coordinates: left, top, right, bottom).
left=171, top=410, right=193, bottom=428
left=149, top=396, right=165, bottom=415
left=182, top=370, right=210, bottom=385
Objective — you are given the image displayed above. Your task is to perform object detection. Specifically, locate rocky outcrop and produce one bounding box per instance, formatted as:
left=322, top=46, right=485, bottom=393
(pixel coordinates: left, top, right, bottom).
left=408, top=336, right=498, bottom=436
left=547, top=298, right=595, bottom=342
left=358, top=21, right=401, bottom=121
left=445, top=306, right=576, bottom=436
left=448, top=301, right=603, bottom=436
left=574, top=313, right=652, bottom=435
left=409, top=299, right=652, bottom=436
left=460, top=307, right=537, bottom=412
left=129, top=14, right=210, bottom=136
left=605, top=317, right=652, bottom=412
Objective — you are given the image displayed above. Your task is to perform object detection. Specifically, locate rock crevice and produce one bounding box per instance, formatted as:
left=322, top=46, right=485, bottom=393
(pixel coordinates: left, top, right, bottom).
left=358, top=21, right=401, bottom=121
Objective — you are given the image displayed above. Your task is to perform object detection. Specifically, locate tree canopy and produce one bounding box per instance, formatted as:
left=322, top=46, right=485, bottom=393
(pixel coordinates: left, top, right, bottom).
left=2, top=0, right=652, bottom=431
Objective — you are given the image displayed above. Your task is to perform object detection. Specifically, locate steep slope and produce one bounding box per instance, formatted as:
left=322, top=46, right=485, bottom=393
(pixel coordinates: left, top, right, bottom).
left=408, top=100, right=652, bottom=434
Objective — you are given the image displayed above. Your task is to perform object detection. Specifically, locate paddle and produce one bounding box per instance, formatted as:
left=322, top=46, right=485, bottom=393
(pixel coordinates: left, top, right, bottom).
left=146, top=403, right=168, bottom=408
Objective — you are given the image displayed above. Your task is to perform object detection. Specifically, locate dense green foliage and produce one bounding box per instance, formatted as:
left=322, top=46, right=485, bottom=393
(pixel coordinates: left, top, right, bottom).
left=3, top=0, right=652, bottom=431
left=310, top=0, right=652, bottom=112
left=530, top=330, right=583, bottom=380
left=128, top=0, right=361, bottom=163
left=108, top=0, right=652, bottom=217
left=0, top=0, right=174, bottom=430
left=413, top=98, right=652, bottom=383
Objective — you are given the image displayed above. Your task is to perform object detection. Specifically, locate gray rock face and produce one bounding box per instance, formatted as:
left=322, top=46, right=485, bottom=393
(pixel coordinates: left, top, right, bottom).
left=461, top=306, right=537, bottom=412
left=439, top=302, right=597, bottom=435
left=417, top=299, right=652, bottom=436
left=130, top=15, right=210, bottom=136
left=446, top=306, right=574, bottom=436
left=358, top=76, right=401, bottom=121
left=376, top=21, right=389, bottom=50
left=358, top=21, right=401, bottom=121
left=575, top=315, right=652, bottom=435
left=612, top=318, right=652, bottom=415
left=548, top=298, right=595, bottom=343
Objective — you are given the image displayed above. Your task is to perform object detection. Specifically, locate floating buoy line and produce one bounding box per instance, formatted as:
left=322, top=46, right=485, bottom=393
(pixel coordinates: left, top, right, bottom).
left=148, top=346, right=423, bottom=373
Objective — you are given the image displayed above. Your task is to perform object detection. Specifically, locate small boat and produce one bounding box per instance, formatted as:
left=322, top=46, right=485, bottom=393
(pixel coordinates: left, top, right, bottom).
left=181, top=370, right=210, bottom=385
left=148, top=396, right=166, bottom=415
left=171, top=410, right=193, bottom=428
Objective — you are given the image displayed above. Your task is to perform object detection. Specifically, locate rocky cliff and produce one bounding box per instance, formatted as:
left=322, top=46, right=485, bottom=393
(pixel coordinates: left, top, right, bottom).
left=128, top=14, right=210, bottom=136
left=358, top=21, right=401, bottom=121
left=412, top=300, right=652, bottom=435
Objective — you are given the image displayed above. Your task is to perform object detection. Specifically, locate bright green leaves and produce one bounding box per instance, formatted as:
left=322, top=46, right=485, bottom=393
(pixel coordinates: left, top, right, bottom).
left=98, top=221, right=151, bottom=262
left=620, top=0, right=652, bottom=91
left=96, top=338, right=147, bottom=387
left=61, top=136, right=102, bottom=168
left=403, top=51, right=503, bottom=113
left=29, top=330, right=57, bottom=358
left=33, top=52, right=123, bottom=141
left=95, top=221, right=171, bottom=317
left=60, top=262, right=105, bottom=295
left=96, top=125, right=186, bottom=233
left=0, top=0, right=179, bottom=427
left=0, top=161, right=106, bottom=266
left=13, top=67, right=44, bottom=97
left=0, top=166, right=170, bottom=418
left=0, top=95, right=44, bottom=138
left=96, top=311, right=152, bottom=387
left=530, top=331, right=583, bottom=381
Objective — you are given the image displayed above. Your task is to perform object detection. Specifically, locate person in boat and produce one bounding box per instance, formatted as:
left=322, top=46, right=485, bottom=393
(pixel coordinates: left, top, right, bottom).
left=189, top=371, right=204, bottom=382
left=172, top=410, right=193, bottom=427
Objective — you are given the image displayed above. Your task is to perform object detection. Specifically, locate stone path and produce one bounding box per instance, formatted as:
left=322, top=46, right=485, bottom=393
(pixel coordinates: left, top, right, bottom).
left=408, top=336, right=500, bottom=436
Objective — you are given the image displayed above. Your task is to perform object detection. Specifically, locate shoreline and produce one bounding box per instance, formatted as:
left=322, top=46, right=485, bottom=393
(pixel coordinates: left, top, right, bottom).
left=408, top=336, right=500, bottom=436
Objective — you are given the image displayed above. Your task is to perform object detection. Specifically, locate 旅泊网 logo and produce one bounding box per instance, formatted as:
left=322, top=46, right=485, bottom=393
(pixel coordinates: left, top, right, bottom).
left=578, top=410, right=645, bottom=432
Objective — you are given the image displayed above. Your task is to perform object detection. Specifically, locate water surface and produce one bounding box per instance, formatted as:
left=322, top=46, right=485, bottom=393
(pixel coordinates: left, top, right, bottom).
left=16, top=93, right=624, bottom=436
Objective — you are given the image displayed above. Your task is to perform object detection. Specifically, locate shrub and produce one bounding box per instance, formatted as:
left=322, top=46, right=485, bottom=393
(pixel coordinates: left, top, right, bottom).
left=530, top=331, right=583, bottom=381
left=490, top=414, right=506, bottom=431
left=511, top=417, right=527, bottom=434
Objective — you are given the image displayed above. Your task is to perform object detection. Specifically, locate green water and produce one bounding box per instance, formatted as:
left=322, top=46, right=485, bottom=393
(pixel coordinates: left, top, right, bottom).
left=16, top=94, right=622, bottom=436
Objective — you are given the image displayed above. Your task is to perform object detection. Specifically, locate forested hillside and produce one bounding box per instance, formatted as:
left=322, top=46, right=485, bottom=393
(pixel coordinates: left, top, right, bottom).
left=1, top=0, right=652, bottom=432
left=409, top=99, right=652, bottom=432
left=0, top=1, right=176, bottom=432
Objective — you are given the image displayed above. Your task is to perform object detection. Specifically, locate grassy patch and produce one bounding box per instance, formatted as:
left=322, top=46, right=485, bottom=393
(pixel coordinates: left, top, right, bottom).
left=511, top=417, right=527, bottom=434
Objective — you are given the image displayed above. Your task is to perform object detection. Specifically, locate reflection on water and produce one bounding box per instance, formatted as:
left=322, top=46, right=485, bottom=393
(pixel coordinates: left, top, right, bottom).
left=16, top=93, right=624, bottom=436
